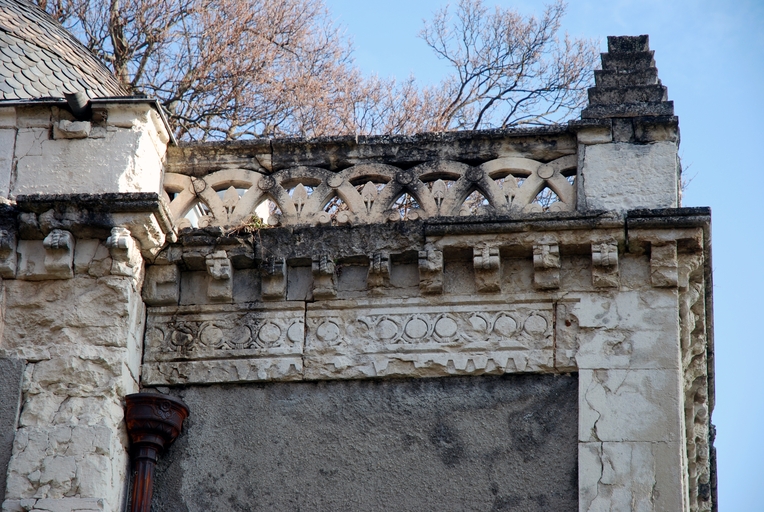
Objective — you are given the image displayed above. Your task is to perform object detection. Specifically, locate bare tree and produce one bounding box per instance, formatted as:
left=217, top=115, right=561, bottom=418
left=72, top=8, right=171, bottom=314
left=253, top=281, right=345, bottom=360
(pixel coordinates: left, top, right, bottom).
left=34, top=0, right=597, bottom=140
left=420, top=0, right=598, bottom=130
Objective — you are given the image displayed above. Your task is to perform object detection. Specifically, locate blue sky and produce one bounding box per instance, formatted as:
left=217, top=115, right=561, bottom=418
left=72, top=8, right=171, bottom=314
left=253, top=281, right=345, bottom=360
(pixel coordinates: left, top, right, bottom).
left=324, top=0, right=764, bottom=509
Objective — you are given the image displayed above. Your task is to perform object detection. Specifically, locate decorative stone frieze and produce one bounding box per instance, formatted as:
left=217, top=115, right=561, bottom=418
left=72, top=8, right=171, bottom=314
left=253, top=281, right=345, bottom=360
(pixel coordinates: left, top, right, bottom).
left=142, top=265, right=179, bottom=306
left=304, top=297, right=556, bottom=380
left=651, top=241, right=678, bottom=287
left=312, top=255, right=337, bottom=299
left=532, top=237, right=560, bottom=289
left=591, top=239, right=619, bottom=288
left=106, top=227, right=141, bottom=277
left=367, top=252, right=391, bottom=292
left=205, top=250, right=233, bottom=302
left=0, top=229, right=17, bottom=278
left=473, top=245, right=501, bottom=293
left=418, top=247, right=443, bottom=295
left=261, top=256, right=287, bottom=301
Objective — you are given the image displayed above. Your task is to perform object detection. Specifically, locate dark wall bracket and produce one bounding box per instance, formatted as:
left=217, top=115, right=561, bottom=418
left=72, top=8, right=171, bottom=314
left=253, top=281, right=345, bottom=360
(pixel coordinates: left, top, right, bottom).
left=125, top=393, right=189, bottom=512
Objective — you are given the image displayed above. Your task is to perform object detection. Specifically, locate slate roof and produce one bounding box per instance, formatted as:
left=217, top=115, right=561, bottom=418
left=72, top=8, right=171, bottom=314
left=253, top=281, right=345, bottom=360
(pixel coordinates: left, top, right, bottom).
left=0, top=0, right=126, bottom=100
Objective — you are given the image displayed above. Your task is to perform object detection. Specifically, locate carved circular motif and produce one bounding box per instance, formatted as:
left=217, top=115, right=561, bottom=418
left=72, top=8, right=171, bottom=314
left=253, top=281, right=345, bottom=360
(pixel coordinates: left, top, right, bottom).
left=376, top=319, right=398, bottom=340
left=406, top=209, right=421, bottom=221
left=537, top=165, right=555, bottom=180
left=465, top=167, right=484, bottom=182
left=469, top=315, right=488, bottom=332
left=396, top=171, right=414, bottom=185
left=327, top=175, right=344, bottom=188
left=258, top=175, right=276, bottom=191
left=316, top=321, right=340, bottom=342
left=493, top=315, right=517, bottom=337
left=523, top=314, right=548, bottom=335
left=404, top=318, right=428, bottom=339
left=258, top=323, right=282, bottom=344
left=317, top=212, right=332, bottom=225
left=200, top=325, right=223, bottom=347
left=434, top=317, right=458, bottom=338
left=287, top=322, right=304, bottom=343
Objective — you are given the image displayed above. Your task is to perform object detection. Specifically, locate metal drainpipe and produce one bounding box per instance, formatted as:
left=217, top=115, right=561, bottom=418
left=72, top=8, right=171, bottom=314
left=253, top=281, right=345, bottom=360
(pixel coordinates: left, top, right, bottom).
left=125, top=393, right=189, bottom=512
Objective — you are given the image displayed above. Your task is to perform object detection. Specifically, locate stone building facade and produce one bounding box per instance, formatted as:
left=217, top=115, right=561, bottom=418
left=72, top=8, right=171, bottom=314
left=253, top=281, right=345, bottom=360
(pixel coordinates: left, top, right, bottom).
left=0, top=2, right=715, bottom=510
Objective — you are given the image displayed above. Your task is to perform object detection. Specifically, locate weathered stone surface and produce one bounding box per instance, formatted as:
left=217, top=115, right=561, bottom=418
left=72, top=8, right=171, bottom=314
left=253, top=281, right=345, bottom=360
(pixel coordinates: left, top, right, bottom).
left=579, top=142, right=679, bottom=211
left=151, top=375, right=578, bottom=512
left=579, top=441, right=685, bottom=512
left=0, top=358, right=24, bottom=505
left=0, top=273, right=144, bottom=511
left=304, top=297, right=556, bottom=380
left=143, top=265, right=179, bottom=306
left=579, top=368, right=682, bottom=443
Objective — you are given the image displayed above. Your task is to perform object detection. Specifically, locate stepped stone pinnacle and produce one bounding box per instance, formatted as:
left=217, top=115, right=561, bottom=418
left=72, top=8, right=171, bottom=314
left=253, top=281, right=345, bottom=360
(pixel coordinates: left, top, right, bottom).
left=581, top=35, right=674, bottom=119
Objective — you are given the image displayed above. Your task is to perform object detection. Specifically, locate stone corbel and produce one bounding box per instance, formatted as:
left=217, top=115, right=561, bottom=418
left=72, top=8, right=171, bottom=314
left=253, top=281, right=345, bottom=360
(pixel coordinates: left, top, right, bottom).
left=206, top=250, right=233, bottom=302
left=0, top=229, right=17, bottom=278
left=473, top=245, right=501, bottom=293
left=143, top=265, right=180, bottom=305
left=651, top=241, right=678, bottom=287
left=418, top=246, right=443, bottom=295
left=533, top=237, right=560, bottom=289
left=368, top=252, right=391, bottom=292
left=312, top=254, right=337, bottom=299
left=107, top=226, right=142, bottom=276
left=43, top=229, right=75, bottom=279
left=591, top=239, right=619, bottom=288
left=261, top=256, right=287, bottom=301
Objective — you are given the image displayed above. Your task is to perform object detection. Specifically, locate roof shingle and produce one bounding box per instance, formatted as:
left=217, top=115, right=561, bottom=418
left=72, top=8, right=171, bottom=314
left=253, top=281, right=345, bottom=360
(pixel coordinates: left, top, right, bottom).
left=0, top=0, right=126, bottom=100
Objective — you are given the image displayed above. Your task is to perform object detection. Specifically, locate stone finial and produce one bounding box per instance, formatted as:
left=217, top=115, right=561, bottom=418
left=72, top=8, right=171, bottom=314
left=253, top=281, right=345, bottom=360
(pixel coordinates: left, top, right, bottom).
left=42, top=229, right=75, bottom=279
left=205, top=250, right=233, bottom=302
left=533, top=238, right=560, bottom=289
left=581, top=35, right=674, bottom=124
left=261, top=256, right=287, bottom=301
left=312, top=255, right=337, bottom=299
left=107, top=227, right=142, bottom=276
left=418, top=247, right=444, bottom=295
left=0, top=229, right=17, bottom=278
left=473, top=246, right=501, bottom=293
left=592, top=240, right=619, bottom=288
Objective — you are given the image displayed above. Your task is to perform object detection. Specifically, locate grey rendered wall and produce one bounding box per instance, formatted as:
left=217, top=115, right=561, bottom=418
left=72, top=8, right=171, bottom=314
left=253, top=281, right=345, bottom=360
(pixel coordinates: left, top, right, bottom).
left=0, top=358, right=24, bottom=504
left=151, top=374, right=577, bottom=512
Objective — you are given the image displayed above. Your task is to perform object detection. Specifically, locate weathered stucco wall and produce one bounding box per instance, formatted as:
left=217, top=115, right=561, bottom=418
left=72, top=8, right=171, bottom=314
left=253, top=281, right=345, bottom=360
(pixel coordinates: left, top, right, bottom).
left=151, top=374, right=578, bottom=512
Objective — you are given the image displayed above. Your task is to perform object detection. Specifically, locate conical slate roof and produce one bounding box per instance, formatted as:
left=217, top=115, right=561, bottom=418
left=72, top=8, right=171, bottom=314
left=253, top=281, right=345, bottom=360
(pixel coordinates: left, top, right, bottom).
left=0, top=0, right=126, bottom=100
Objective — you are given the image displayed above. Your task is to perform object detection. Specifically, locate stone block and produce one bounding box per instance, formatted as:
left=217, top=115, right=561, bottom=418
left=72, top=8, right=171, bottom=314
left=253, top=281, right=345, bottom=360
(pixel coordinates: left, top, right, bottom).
left=533, top=238, right=560, bottom=289
left=418, top=248, right=443, bottom=295
left=579, top=441, right=685, bottom=512
left=143, top=265, right=179, bottom=306
left=591, top=240, right=619, bottom=288
left=0, top=358, right=24, bottom=504
left=0, top=229, right=17, bottom=278
left=105, top=227, right=142, bottom=277
left=367, top=252, right=391, bottom=291
left=579, top=141, right=679, bottom=211
left=0, top=129, right=14, bottom=198
left=651, top=241, right=678, bottom=287
left=16, top=233, right=75, bottom=281
left=205, top=250, right=233, bottom=302
left=311, top=255, right=336, bottom=300
left=261, top=257, right=286, bottom=301
left=579, top=369, right=683, bottom=443
left=473, top=246, right=501, bottom=293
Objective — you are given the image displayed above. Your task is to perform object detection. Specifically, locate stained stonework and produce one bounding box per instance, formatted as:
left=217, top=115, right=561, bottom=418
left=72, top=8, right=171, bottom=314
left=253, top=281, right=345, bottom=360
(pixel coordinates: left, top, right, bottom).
left=151, top=375, right=578, bottom=512
left=0, top=32, right=714, bottom=512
